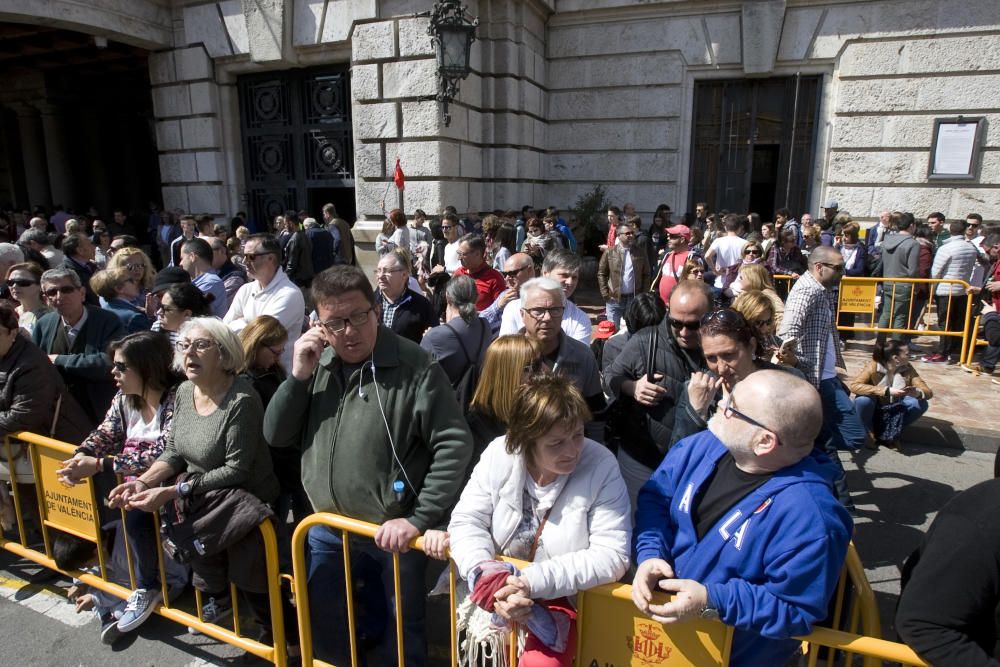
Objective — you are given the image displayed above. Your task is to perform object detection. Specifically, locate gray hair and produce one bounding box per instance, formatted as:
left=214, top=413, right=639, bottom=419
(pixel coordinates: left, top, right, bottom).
left=21, top=228, right=51, bottom=246
left=0, top=243, right=23, bottom=266
left=175, top=317, right=245, bottom=375
left=303, top=217, right=319, bottom=229
left=41, top=267, right=83, bottom=288
left=445, top=274, right=479, bottom=324
left=519, top=276, right=565, bottom=305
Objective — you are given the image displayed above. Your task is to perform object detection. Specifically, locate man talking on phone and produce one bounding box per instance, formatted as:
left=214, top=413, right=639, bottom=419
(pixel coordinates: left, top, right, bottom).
left=606, top=280, right=712, bottom=513
left=264, top=265, right=472, bottom=666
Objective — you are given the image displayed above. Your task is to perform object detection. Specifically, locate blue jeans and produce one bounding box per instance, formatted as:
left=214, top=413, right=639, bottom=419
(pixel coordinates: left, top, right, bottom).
left=605, top=293, right=635, bottom=331
left=877, top=282, right=913, bottom=340
left=816, top=378, right=867, bottom=509
left=854, top=395, right=928, bottom=435
left=305, top=525, right=427, bottom=666
left=124, top=508, right=160, bottom=589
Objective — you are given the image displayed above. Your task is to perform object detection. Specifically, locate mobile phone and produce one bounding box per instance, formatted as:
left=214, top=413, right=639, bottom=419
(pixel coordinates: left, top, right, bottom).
left=779, top=337, right=797, bottom=354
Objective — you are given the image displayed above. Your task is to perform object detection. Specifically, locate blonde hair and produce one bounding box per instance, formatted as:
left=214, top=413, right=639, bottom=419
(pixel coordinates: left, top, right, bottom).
left=738, top=263, right=774, bottom=292
left=731, top=290, right=776, bottom=357
left=240, top=315, right=289, bottom=371
left=108, top=247, right=155, bottom=291
left=89, top=267, right=133, bottom=300
left=469, top=335, right=543, bottom=423
left=505, top=373, right=592, bottom=458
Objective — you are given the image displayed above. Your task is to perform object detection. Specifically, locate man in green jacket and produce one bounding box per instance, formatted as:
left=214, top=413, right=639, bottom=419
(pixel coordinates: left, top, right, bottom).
left=264, top=265, right=472, bottom=666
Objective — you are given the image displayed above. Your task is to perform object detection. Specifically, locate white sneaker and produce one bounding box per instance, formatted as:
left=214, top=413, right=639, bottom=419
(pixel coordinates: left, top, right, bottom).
left=188, top=595, right=232, bottom=634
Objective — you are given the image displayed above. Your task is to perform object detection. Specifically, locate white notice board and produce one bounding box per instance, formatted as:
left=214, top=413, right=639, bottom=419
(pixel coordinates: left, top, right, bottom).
left=929, top=117, right=984, bottom=179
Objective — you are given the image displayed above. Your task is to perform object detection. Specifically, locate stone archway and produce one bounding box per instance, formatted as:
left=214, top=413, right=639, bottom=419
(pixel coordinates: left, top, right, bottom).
left=0, top=0, right=171, bottom=49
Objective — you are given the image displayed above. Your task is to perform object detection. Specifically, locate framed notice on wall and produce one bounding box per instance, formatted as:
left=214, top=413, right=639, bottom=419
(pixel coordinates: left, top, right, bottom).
left=928, top=117, right=985, bottom=180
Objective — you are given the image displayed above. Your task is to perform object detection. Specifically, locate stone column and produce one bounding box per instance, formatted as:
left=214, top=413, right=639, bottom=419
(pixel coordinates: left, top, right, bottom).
left=38, top=103, right=75, bottom=208
left=13, top=105, right=51, bottom=207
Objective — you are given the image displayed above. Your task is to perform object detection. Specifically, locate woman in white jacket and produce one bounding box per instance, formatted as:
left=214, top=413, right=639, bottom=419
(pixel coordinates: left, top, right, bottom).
left=439, top=373, right=631, bottom=667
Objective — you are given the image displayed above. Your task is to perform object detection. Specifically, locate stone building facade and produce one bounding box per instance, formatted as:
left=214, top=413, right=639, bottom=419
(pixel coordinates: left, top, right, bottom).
left=0, top=0, right=997, bottom=230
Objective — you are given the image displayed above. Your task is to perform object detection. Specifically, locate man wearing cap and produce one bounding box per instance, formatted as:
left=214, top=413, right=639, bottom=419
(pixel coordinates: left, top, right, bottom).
left=654, top=224, right=692, bottom=304
left=822, top=199, right=839, bottom=225
left=598, top=218, right=650, bottom=331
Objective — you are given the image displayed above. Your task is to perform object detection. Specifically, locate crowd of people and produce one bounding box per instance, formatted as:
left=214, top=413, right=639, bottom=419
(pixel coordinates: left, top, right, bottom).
left=0, top=199, right=995, bottom=666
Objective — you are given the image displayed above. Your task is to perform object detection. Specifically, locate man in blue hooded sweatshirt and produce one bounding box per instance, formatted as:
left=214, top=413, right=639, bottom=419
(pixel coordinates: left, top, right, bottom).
left=632, top=370, right=852, bottom=666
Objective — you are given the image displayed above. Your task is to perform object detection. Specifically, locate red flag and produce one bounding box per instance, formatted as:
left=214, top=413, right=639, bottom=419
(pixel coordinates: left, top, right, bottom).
left=393, top=158, right=405, bottom=191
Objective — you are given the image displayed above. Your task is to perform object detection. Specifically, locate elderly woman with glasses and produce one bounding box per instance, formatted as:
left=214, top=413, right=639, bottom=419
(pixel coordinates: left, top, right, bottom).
left=107, top=317, right=295, bottom=649
left=91, top=267, right=154, bottom=333
left=670, top=308, right=804, bottom=446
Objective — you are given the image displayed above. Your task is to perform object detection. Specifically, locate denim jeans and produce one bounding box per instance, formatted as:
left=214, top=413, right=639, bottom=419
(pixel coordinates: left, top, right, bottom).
left=854, top=395, right=928, bottom=434
left=816, top=378, right=866, bottom=509
left=605, top=293, right=635, bottom=331
left=934, top=294, right=968, bottom=357
left=877, top=282, right=913, bottom=340
left=306, top=525, right=427, bottom=666
left=124, top=508, right=160, bottom=589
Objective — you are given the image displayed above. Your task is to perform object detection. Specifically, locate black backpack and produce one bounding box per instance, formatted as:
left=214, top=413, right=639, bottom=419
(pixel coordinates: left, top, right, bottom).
left=444, top=320, right=486, bottom=413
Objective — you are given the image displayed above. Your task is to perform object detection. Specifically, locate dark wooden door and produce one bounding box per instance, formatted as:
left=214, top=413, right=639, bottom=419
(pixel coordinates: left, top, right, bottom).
left=238, top=66, right=354, bottom=230
left=688, top=75, right=820, bottom=219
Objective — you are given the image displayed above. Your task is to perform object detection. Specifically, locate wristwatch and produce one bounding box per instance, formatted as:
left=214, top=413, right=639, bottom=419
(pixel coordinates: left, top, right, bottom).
left=700, top=605, right=720, bottom=621
left=176, top=481, right=193, bottom=498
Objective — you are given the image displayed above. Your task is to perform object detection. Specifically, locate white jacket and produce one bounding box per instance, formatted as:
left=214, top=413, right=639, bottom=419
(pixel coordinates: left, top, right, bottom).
left=448, top=436, right=631, bottom=601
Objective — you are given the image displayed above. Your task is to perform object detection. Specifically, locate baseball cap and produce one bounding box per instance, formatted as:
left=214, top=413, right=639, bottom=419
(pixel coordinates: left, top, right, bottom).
left=665, top=224, right=691, bottom=240
left=594, top=320, right=617, bottom=340
left=822, top=199, right=839, bottom=209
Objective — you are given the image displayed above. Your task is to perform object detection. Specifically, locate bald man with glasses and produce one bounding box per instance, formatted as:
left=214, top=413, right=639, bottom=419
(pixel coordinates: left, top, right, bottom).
left=479, top=252, right=535, bottom=334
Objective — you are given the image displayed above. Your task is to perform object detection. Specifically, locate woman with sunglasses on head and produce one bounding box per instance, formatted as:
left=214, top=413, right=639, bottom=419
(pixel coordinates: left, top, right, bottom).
left=671, top=308, right=804, bottom=446
left=725, top=241, right=766, bottom=298
left=107, top=317, right=298, bottom=653
left=156, top=283, right=210, bottom=346
left=107, top=246, right=156, bottom=315
left=91, top=267, right=154, bottom=333
left=5, top=262, right=49, bottom=334
left=57, top=332, right=182, bottom=642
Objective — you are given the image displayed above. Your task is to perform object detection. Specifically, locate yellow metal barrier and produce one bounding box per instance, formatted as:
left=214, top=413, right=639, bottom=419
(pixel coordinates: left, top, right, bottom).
left=290, top=513, right=934, bottom=667
left=0, top=432, right=289, bottom=666
left=964, top=314, right=989, bottom=366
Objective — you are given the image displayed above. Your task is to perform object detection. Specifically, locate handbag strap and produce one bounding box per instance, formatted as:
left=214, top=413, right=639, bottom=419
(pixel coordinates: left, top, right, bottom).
left=49, top=394, right=62, bottom=439
left=527, top=507, right=552, bottom=562
left=444, top=320, right=485, bottom=366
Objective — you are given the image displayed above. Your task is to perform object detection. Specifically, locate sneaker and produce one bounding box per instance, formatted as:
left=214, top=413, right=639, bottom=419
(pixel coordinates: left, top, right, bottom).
left=188, top=595, right=232, bottom=634
left=992, top=377, right=1000, bottom=387
left=961, top=363, right=984, bottom=375
left=117, top=588, right=162, bottom=632
left=922, top=353, right=948, bottom=363
left=100, top=612, right=123, bottom=645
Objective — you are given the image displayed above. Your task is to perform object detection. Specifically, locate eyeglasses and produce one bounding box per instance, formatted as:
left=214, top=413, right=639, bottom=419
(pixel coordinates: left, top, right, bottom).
left=175, top=338, right=217, bottom=353
left=753, top=318, right=773, bottom=328
left=43, top=285, right=78, bottom=298
left=125, top=263, right=144, bottom=272
left=501, top=265, right=532, bottom=279
left=817, top=262, right=845, bottom=273
left=721, top=392, right=780, bottom=442
left=112, top=361, right=129, bottom=373
left=668, top=234, right=686, bottom=241
left=319, top=307, right=374, bottom=334
left=6, top=279, right=37, bottom=288
left=744, top=248, right=762, bottom=256
left=669, top=317, right=701, bottom=331
left=244, top=251, right=276, bottom=262
left=523, top=306, right=564, bottom=320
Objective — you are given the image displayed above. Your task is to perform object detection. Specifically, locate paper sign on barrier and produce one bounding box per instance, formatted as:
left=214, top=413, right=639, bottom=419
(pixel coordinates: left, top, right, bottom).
left=577, top=588, right=731, bottom=667
left=32, top=442, right=99, bottom=542
left=839, top=280, right=877, bottom=314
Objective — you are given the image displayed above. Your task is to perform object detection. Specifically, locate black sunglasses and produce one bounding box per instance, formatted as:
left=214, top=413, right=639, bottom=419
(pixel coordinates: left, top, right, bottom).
left=669, top=317, right=701, bottom=331
left=6, top=279, right=37, bottom=288
left=43, top=285, right=79, bottom=297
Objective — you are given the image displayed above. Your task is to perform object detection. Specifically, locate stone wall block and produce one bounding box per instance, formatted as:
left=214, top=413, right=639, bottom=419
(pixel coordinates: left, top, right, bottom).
left=547, top=152, right=676, bottom=182
left=293, top=0, right=325, bottom=46
left=821, top=187, right=875, bottom=217
left=836, top=79, right=916, bottom=114
left=323, top=0, right=377, bottom=43
left=827, top=151, right=932, bottom=184
left=175, top=47, right=213, bottom=81
left=148, top=51, right=176, bottom=85
left=243, top=0, right=285, bottom=62
left=458, top=73, right=483, bottom=109
left=352, top=22, right=395, bottom=61
left=152, top=85, right=193, bottom=118
left=398, top=17, right=434, bottom=57
left=869, top=187, right=956, bottom=215
left=547, top=120, right=678, bottom=151
left=155, top=120, right=183, bottom=151
left=383, top=141, right=460, bottom=178
left=461, top=145, right=483, bottom=179
left=548, top=87, right=680, bottom=120
left=355, top=102, right=399, bottom=139
left=548, top=53, right=683, bottom=90
left=181, top=117, right=222, bottom=149
left=522, top=81, right=543, bottom=118
left=158, top=153, right=197, bottom=183
left=401, top=100, right=441, bottom=137
left=187, top=184, right=224, bottom=214
left=195, top=151, right=224, bottom=181
left=189, top=81, right=221, bottom=115
left=183, top=3, right=235, bottom=58
left=383, top=59, right=438, bottom=99
left=162, top=186, right=189, bottom=213
left=949, top=188, right=1000, bottom=218
left=830, top=117, right=885, bottom=148
left=352, top=64, right=380, bottom=101
left=355, top=142, right=384, bottom=179
left=466, top=106, right=484, bottom=144
left=547, top=17, right=709, bottom=64
left=517, top=150, right=541, bottom=181
left=355, top=180, right=389, bottom=217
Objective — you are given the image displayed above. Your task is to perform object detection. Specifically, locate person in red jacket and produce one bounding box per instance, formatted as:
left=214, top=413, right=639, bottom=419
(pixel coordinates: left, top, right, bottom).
left=453, top=234, right=505, bottom=311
